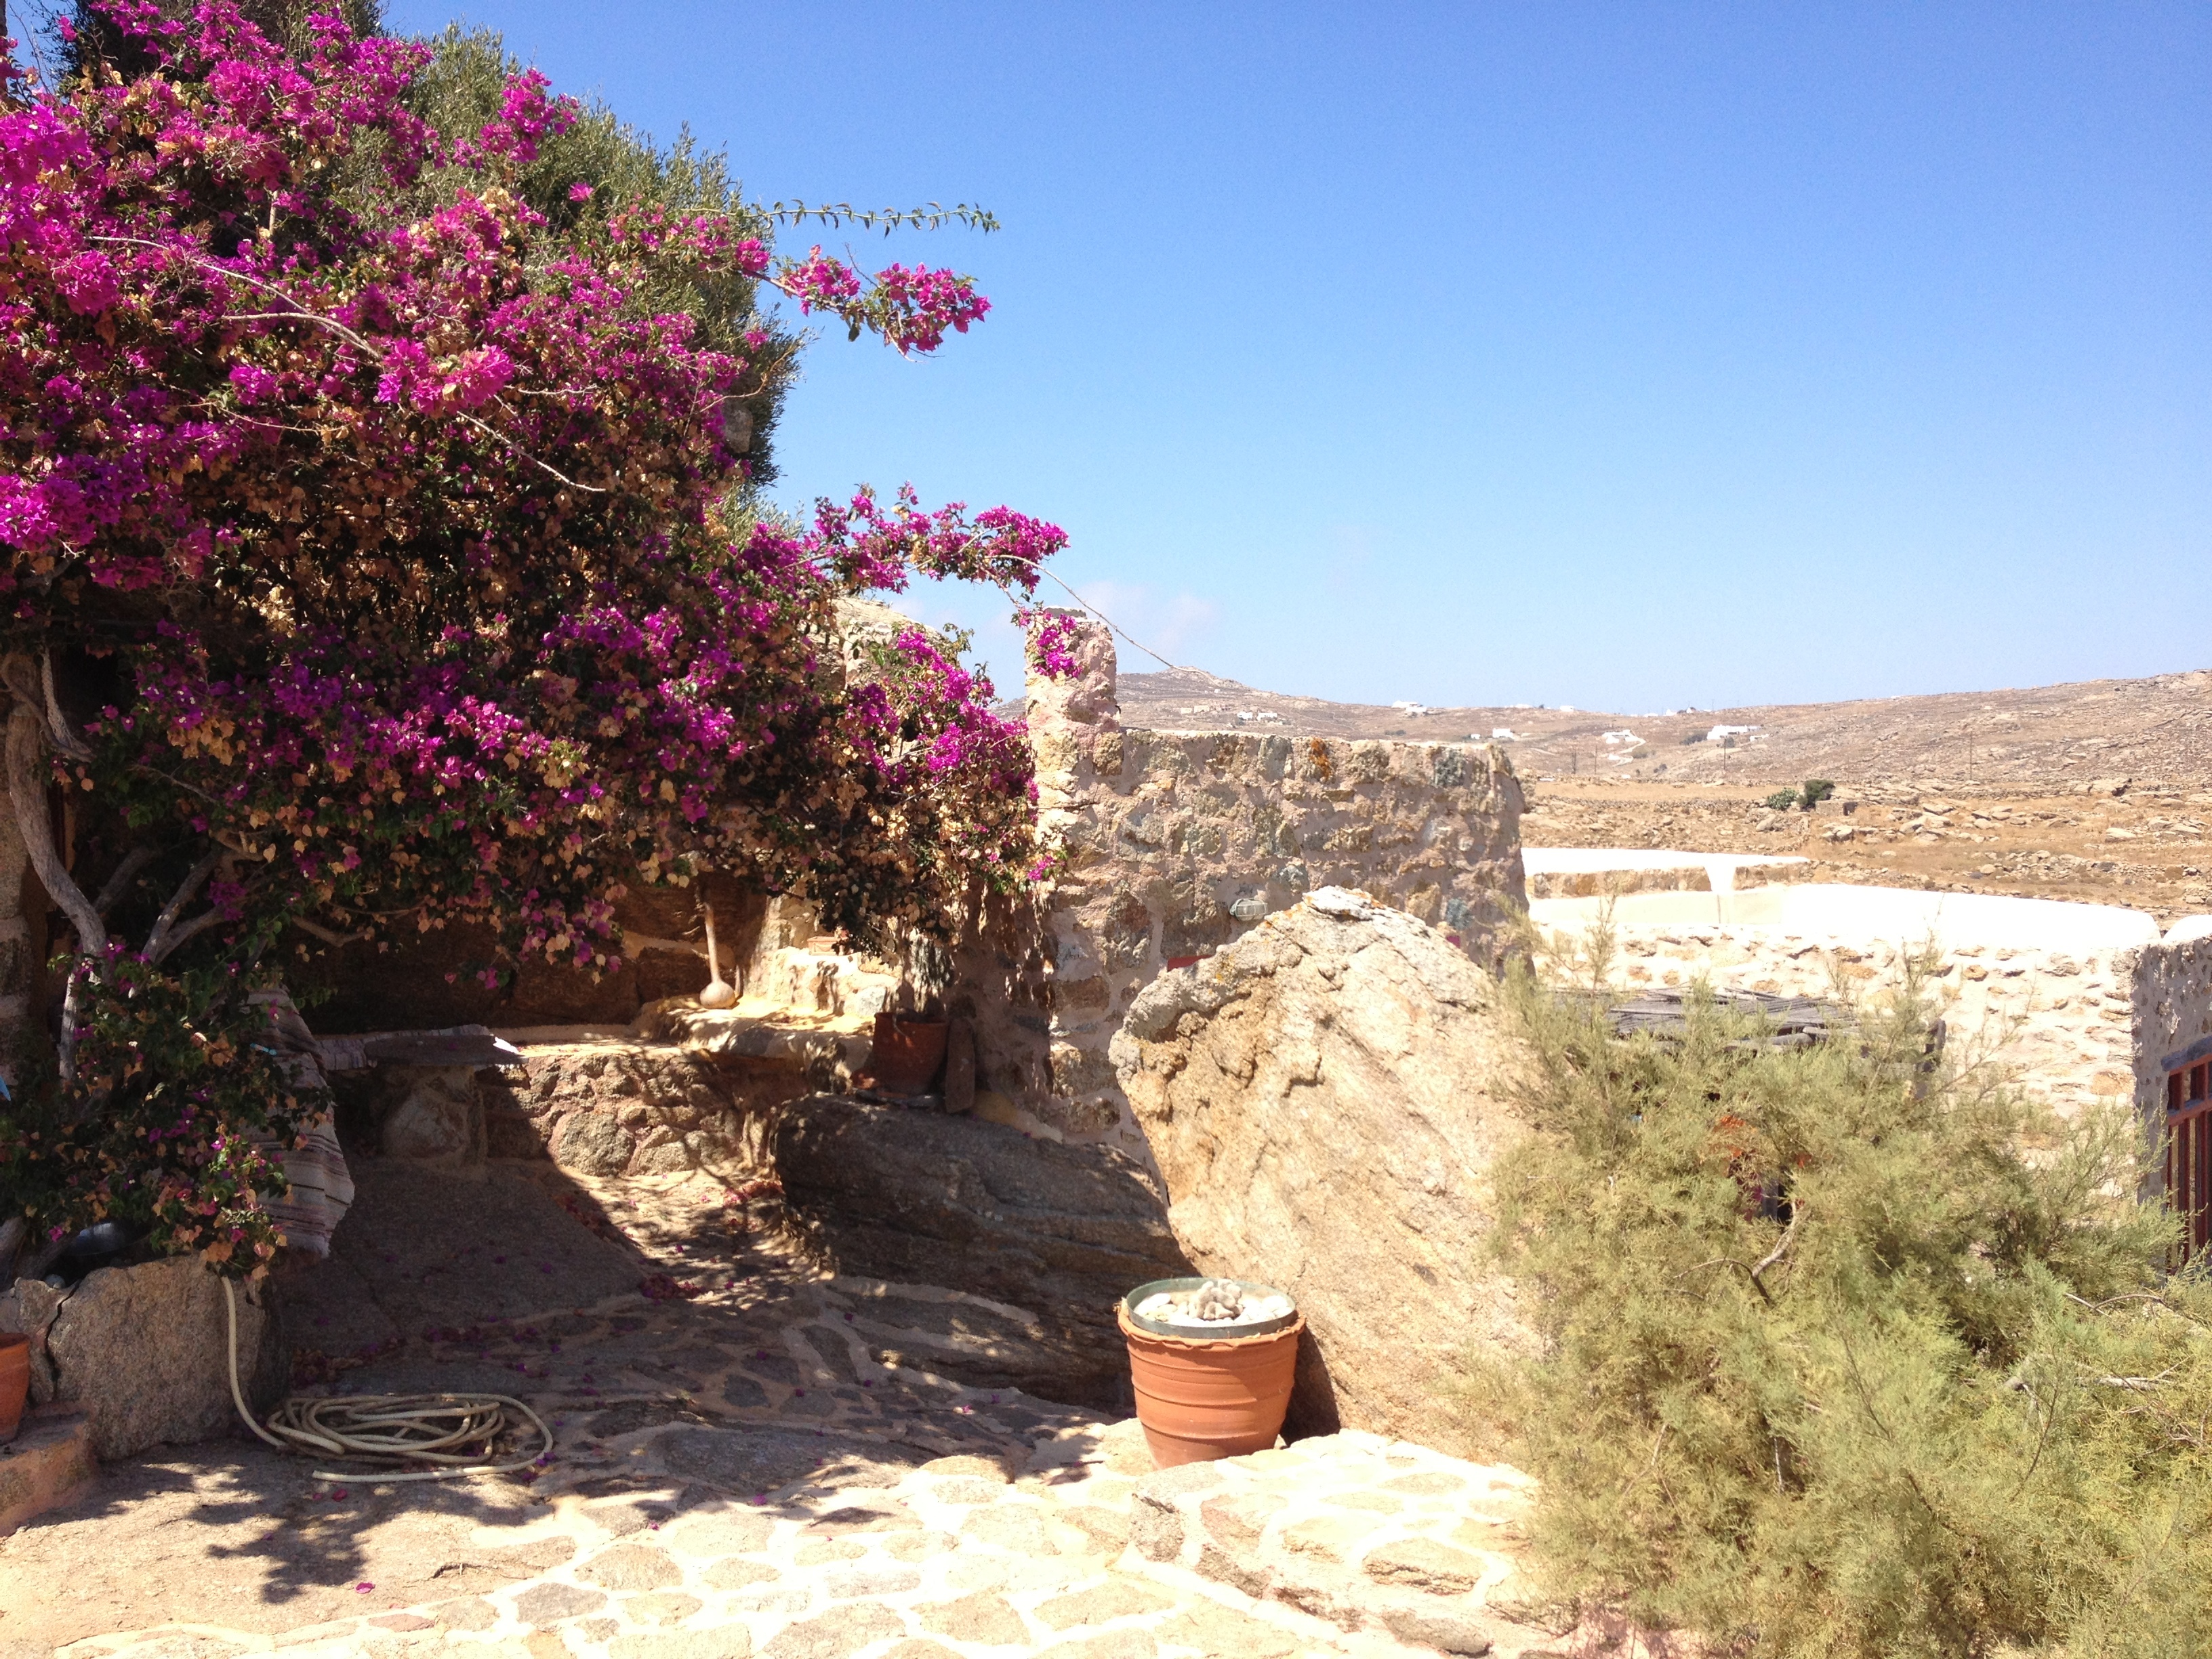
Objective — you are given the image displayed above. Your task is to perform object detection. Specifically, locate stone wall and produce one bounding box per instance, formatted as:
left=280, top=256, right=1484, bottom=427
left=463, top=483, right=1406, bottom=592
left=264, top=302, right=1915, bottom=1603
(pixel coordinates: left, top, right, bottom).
left=2129, top=934, right=2212, bottom=1168
left=1533, top=896, right=2152, bottom=1131
left=959, top=613, right=1525, bottom=1156
left=296, top=877, right=785, bottom=1035
left=485, top=1037, right=851, bottom=1179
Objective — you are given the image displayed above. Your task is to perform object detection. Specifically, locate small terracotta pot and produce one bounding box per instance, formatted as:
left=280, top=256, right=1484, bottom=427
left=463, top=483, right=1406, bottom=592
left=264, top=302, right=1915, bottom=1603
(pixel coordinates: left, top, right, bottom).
left=0, top=1332, right=29, bottom=1443
left=1120, top=1305, right=1305, bottom=1468
left=869, top=1015, right=949, bottom=1094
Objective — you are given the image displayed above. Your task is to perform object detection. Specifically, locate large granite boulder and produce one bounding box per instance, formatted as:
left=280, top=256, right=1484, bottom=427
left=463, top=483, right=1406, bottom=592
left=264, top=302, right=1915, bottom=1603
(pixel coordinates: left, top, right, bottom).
left=4, top=1256, right=285, bottom=1459
left=773, top=1097, right=1191, bottom=1410
left=1109, top=886, right=1533, bottom=1452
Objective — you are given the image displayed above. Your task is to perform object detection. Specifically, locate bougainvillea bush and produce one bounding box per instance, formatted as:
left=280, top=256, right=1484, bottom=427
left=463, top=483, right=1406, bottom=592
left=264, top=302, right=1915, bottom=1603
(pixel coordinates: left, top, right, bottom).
left=0, top=2, right=1065, bottom=1273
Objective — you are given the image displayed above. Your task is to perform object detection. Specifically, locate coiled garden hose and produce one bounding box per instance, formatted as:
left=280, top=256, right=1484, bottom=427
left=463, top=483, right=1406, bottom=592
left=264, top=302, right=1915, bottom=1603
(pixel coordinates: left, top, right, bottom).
left=223, top=1277, right=554, bottom=1483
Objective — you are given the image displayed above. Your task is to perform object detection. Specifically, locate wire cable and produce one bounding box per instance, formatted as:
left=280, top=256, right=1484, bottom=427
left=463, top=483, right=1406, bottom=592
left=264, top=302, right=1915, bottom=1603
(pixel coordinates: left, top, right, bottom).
left=1008, top=569, right=1193, bottom=673
left=224, top=1276, right=553, bottom=1483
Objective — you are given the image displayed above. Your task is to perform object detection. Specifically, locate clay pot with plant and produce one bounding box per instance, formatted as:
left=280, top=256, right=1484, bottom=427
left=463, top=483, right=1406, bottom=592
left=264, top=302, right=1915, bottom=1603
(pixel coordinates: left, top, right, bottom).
left=869, top=1012, right=949, bottom=1094
left=0, top=1332, right=30, bottom=1443
left=1120, top=1277, right=1303, bottom=1467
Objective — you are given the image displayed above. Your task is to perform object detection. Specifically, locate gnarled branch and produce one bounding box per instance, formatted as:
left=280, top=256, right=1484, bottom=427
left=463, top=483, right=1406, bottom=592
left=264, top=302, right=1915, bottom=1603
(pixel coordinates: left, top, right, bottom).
left=5, top=705, right=104, bottom=956
left=146, top=907, right=226, bottom=966
left=142, top=848, right=221, bottom=963
left=94, top=846, right=157, bottom=916
left=40, top=654, right=92, bottom=762
left=289, top=916, right=370, bottom=948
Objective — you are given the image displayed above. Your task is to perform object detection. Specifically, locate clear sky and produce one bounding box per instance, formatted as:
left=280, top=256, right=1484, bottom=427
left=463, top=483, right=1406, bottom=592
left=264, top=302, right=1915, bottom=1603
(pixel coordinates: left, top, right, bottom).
left=377, top=1, right=2208, bottom=714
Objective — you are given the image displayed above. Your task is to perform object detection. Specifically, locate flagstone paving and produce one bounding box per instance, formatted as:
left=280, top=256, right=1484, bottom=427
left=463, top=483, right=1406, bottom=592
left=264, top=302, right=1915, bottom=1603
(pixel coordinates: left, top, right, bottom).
left=0, top=1162, right=1580, bottom=1659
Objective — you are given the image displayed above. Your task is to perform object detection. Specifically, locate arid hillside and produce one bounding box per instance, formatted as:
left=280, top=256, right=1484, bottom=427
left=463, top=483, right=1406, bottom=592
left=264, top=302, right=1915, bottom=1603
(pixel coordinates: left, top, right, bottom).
left=1113, top=665, right=2212, bottom=790
left=1106, top=663, right=2212, bottom=924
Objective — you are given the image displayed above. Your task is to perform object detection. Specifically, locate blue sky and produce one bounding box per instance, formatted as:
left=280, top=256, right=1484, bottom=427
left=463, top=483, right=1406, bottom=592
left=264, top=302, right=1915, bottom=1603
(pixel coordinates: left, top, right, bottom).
left=377, top=1, right=2208, bottom=713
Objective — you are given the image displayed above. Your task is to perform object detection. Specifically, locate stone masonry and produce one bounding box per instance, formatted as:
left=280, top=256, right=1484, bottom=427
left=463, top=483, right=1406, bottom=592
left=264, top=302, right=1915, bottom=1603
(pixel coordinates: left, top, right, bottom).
left=1535, top=886, right=2212, bottom=1166
left=962, top=613, right=1526, bottom=1155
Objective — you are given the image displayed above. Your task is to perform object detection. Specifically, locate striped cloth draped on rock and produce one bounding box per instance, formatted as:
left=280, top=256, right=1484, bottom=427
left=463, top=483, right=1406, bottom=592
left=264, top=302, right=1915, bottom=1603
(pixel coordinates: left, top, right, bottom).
left=246, top=987, right=356, bottom=1259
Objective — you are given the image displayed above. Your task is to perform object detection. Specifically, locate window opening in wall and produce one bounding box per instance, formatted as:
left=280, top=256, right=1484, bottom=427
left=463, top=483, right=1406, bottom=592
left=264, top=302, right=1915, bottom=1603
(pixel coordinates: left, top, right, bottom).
left=2166, top=1059, right=2212, bottom=1263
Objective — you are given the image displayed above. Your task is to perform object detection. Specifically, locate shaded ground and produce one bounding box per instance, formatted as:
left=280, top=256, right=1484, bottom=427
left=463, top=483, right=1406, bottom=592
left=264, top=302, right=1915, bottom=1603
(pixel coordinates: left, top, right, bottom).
left=0, top=1159, right=1105, bottom=1655
left=0, top=1158, right=1570, bottom=1658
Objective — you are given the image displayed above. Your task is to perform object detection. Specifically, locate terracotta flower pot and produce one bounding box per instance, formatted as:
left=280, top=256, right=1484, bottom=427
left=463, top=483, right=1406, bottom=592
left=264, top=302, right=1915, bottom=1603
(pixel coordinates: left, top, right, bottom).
left=1119, top=1300, right=1305, bottom=1469
left=869, top=1015, right=949, bottom=1095
left=0, top=1332, right=28, bottom=1443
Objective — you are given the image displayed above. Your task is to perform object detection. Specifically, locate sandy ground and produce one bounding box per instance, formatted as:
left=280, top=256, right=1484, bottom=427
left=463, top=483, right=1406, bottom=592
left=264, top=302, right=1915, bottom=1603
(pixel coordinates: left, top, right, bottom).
left=1523, top=776, right=2212, bottom=924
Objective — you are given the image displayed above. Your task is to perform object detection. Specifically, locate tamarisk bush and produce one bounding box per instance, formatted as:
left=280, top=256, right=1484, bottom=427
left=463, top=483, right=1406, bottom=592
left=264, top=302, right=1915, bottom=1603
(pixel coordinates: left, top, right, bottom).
left=1481, top=972, right=2212, bottom=1657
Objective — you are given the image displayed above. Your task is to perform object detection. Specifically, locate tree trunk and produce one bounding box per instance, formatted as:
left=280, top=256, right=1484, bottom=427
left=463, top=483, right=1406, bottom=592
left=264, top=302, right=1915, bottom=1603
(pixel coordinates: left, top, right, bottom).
left=0, top=781, right=26, bottom=1099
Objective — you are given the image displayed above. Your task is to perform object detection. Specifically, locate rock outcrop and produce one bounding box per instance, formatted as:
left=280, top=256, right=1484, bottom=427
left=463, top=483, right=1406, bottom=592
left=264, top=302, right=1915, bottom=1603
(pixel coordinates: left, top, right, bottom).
left=4, top=1257, right=285, bottom=1460
left=773, top=1097, right=1191, bottom=1409
left=1110, top=887, right=1532, bottom=1452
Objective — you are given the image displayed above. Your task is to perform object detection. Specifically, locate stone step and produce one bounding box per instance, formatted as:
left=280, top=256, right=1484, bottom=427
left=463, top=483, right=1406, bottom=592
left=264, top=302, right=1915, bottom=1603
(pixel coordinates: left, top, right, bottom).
left=0, top=1406, right=94, bottom=1538
left=1126, top=1430, right=1563, bottom=1656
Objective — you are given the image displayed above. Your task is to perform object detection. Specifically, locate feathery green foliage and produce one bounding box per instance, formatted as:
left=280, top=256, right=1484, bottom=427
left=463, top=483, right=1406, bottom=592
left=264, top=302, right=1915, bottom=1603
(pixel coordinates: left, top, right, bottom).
left=1481, top=968, right=2212, bottom=1657
left=401, top=26, right=796, bottom=493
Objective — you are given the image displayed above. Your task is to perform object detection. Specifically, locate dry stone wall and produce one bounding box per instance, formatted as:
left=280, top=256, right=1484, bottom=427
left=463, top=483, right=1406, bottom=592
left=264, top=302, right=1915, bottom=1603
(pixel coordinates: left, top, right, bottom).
left=961, top=613, right=1525, bottom=1155
left=1534, top=918, right=2148, bottom=1130
left=484, top=1040, right=834, bottom=1179
left=2128, top=934, right=2212, bottom=1164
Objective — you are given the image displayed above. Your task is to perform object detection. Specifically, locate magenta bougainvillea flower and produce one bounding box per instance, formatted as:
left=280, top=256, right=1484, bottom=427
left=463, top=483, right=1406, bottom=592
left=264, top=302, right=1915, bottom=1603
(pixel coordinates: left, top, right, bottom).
left=0, top=1, right=1069, bottom=1275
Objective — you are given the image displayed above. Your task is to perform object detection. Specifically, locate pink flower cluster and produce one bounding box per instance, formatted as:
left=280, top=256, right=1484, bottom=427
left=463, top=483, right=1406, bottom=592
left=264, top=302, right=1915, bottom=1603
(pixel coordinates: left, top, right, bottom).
left=1020, top=610, right=1085, bottom=680
left=776, top=249, right=994, bottom=356
left=1, top=1, right=1067, bottom=990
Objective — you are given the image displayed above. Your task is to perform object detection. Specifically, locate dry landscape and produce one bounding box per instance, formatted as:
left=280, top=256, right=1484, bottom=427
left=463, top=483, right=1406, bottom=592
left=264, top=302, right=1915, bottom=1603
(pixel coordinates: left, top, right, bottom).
left=1109, top=663, right=2212, bottom=924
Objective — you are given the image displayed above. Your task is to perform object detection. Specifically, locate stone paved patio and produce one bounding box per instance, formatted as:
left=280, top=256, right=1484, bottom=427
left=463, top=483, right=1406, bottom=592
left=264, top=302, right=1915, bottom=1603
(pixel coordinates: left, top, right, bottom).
left=0, top=1160, right=1580, bottom=1659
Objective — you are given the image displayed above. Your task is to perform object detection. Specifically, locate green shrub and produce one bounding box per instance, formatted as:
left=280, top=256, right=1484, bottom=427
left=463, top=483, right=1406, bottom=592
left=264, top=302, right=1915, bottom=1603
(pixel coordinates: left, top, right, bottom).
left=1477, top=971, right=2212, bottom=1657
left=1801, top=778, right=1838, bottom=808
left=1763, top=787, right=1803, bottom=811
left=0, top=956, right=320, bottom=1279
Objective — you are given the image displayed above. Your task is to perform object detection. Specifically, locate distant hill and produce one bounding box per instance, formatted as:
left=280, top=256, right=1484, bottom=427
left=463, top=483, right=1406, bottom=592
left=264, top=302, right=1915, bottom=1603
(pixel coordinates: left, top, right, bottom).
left=1099, top=665, right=2212, bottom=790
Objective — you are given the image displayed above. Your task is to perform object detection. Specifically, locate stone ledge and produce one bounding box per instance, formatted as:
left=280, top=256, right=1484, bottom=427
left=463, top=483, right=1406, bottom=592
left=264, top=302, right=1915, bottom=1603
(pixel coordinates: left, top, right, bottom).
left=636, top=999, right=873, bottom=1078
left=0, top=1406, right=94, bottom=1537
left=476, top=1007, right=877, bottom=1179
